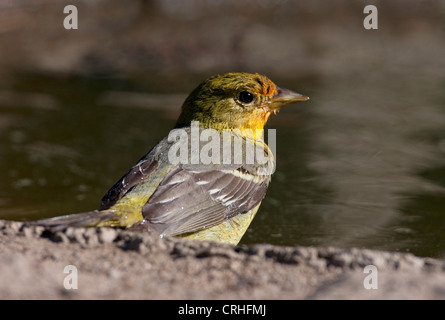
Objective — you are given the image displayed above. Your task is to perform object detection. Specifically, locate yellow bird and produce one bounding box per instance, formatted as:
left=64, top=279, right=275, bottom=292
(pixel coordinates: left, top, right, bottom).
left=34, top=72, right=309, bottom=245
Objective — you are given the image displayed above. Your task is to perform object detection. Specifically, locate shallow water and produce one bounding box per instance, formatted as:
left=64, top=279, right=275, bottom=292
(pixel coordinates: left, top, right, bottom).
left=0, top=72, right=444, bottom=258
left=246, top=74, right=445, bottom=258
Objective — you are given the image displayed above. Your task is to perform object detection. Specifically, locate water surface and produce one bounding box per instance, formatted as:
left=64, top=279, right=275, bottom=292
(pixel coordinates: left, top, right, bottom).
left=0, top=73, right=444, bottom=258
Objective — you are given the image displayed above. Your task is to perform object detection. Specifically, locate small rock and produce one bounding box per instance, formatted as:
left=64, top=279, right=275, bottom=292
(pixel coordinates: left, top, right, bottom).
left=98, top=228, right=118, bottom=243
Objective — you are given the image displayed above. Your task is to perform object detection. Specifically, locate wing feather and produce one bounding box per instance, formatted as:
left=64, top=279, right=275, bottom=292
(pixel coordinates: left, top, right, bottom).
left=100, top=127, right=274, bottom=237
left=142, top=164, right=270, bottom=236
left=100, top=158, right=159, bottom=210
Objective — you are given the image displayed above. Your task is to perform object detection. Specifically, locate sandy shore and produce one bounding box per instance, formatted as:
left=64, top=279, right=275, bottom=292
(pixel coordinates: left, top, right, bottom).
left=1, top=219, right=445, bottom=299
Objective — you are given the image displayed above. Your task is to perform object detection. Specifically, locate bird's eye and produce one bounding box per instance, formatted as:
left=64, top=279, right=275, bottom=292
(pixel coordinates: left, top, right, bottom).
left=237, top=91, right=255, bottom=104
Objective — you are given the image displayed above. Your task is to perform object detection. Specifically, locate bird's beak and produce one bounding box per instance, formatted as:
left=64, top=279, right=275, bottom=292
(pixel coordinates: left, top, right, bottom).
left=267, top=87, right=309, bottom=110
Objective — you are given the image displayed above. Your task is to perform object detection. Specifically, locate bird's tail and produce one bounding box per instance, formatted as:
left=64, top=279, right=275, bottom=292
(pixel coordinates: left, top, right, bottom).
left=29, top=210, right=117, bottom=232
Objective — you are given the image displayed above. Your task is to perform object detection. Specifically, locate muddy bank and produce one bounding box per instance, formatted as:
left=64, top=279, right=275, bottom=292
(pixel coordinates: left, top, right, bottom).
left=1, top=219, right=445, bottom=300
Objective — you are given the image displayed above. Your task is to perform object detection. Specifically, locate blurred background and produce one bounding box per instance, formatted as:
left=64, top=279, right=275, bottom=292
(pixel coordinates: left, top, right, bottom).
left=0, top=0, right=444, bottom=257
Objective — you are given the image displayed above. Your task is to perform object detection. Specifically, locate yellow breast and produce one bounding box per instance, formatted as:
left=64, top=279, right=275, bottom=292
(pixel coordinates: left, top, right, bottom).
left=177, top=203, right=261, bottom=245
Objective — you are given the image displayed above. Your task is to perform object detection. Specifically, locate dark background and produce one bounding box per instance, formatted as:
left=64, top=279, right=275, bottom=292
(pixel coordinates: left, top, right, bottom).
left=0, top=0, right=444, bottom=257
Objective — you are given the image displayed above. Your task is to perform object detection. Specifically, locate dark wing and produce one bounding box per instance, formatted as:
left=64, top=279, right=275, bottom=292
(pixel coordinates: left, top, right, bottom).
left=100, top=158, right=159, bottom=210
left=141, top=164, right=270, bottom=236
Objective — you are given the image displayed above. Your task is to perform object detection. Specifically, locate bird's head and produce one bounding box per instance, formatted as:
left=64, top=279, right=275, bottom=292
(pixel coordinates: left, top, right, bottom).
left=175, top=72, right=309, bottom=139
